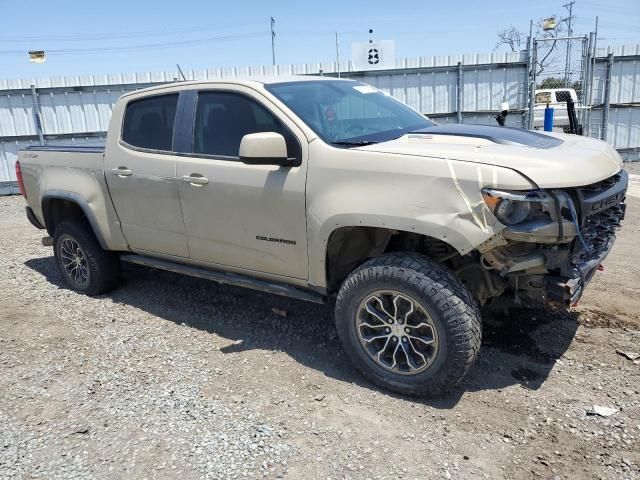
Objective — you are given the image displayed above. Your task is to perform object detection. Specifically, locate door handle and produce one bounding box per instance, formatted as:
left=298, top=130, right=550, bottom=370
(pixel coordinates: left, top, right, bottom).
left=111, top=167, right=132, bottom=177
left=182, top=174, right=209, bottom=187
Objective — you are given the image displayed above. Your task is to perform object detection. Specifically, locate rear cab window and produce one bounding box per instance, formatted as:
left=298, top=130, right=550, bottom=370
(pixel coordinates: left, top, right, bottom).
left=122, top=94, right=178, bottom=151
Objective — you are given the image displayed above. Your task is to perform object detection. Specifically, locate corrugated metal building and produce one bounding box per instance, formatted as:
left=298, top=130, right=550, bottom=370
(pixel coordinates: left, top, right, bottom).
left=0, top=50, right=528, bottom=189
left=1, top=45, right=638, bottom=191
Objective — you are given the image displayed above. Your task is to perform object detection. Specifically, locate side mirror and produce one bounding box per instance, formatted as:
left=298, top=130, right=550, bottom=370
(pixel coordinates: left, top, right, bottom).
left=239, top=132, right=294, bottom=167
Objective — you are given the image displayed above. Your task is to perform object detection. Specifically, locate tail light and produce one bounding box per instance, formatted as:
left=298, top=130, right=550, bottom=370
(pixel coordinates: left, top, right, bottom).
left=15, top=160, right=27, bottom=198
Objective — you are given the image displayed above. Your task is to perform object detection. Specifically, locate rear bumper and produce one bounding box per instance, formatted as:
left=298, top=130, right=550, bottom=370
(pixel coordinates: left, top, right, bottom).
left=26, top=206, right=45, bottom=229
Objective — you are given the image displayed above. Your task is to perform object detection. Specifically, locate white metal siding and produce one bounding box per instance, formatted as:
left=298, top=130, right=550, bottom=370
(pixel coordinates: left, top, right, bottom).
left=4, top=46, right=640, bottom=183
left=0, top=52, right=529, bottom=182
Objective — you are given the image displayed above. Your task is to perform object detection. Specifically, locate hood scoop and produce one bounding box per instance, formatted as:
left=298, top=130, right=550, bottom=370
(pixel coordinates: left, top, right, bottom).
left=410, top=124, right=564, bottom=149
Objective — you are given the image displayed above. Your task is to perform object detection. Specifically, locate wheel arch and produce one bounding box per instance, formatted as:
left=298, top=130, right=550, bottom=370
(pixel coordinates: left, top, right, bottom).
left=42, top=191, right=108, bottom=249
left=323, top=223, right=467, bottom=293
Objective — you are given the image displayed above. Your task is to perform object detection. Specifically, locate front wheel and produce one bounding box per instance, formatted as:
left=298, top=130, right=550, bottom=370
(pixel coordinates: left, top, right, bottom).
left=335, top=253, right=481, bottom=397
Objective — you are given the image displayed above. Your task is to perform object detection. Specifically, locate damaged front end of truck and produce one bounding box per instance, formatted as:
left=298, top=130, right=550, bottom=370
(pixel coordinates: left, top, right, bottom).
left=470, top=170, right=628, bottom=308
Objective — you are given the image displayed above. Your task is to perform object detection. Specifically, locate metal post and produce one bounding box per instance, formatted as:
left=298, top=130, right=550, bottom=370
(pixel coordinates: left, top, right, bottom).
left=456, top=62, right=463, bottom=124
left=30, top=85, right=44, bottom=145
left=524, top=19, right=533, bottom=129
left=527, top=40, right=537, bottom=130
left=586, top=17, right=599, bottom=136
left=270, top=17, right=276, bottom=66
left=581, top=34, right=593, bottom=135
left=602, top=52, right=613, bottom=142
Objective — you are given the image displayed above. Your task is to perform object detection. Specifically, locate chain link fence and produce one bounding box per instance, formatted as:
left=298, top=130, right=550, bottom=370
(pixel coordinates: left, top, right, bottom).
left=530, top=36, right=591, bottom=132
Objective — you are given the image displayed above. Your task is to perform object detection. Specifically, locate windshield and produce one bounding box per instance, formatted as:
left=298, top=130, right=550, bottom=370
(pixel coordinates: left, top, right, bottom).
left=265, top=80, right=435, bottom=145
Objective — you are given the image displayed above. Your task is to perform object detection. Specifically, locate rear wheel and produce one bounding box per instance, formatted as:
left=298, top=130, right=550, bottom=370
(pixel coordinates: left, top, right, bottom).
left=335, top=252, right=481, bottom=397
left=53, top=219, right=120, bottom=295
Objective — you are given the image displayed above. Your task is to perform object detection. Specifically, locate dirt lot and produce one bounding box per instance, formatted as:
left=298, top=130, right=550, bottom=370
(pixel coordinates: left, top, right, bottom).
left=1, top=175, right=639, bottom=479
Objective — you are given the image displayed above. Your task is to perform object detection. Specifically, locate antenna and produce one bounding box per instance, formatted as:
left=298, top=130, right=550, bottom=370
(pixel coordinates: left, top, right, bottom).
left=176, top=63, right=187, bottom=81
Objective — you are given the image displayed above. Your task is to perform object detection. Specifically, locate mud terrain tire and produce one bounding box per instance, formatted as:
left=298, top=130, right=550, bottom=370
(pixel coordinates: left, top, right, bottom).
left=335, top=252, right=481, bottom=397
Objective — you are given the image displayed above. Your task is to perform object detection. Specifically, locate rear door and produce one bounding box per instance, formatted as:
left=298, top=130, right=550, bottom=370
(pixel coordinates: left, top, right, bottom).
left=175, top=86, right=308, bottom=279
left=105, top=92, right=189, bottom=257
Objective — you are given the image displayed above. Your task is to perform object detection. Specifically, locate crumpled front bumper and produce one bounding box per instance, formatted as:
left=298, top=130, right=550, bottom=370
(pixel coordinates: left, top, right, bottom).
left=544, top=236, right=615, bottom=307
left=498, top=170, right=627, bottom=308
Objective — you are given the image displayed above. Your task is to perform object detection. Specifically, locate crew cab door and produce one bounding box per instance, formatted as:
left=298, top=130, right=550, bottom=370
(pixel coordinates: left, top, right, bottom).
left=105, top=92, right=189, bottom=257
left=175, top=87, right=308, bottom=279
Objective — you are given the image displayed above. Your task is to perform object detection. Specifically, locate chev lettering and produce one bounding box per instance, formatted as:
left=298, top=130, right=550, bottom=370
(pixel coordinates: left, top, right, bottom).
left=256, top=235, right=297, bottom=245
left=590, top=192, right=624, bottom=214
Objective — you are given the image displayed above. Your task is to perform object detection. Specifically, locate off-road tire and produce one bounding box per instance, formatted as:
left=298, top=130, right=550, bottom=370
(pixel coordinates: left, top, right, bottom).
left=335, top=252, right=481, bottom=397
left=53, top=219, right=120, bottom=296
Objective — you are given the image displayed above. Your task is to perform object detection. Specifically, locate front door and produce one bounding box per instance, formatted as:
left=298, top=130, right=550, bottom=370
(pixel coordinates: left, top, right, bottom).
left=105, top=92, right=189, bottom=257
left=175, top=88, right=308, bottom=279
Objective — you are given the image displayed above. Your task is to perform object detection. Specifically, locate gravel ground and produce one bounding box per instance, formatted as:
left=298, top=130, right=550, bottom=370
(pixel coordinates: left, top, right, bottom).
left=1, top=187, right=639, bottom=479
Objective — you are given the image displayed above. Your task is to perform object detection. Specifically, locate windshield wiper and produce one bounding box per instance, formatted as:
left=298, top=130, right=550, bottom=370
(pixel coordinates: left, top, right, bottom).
left=331, top=140, right=379, bottom=147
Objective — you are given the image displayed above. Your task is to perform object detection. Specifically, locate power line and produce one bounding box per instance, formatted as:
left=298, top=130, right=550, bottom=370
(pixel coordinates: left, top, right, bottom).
left=0, top=20, right=266, bottom=43
left=574, top=18, right=640, bottom=31
left=578, top=1, right=640, bottom=15
left=0, top=32, right=267, bottom=56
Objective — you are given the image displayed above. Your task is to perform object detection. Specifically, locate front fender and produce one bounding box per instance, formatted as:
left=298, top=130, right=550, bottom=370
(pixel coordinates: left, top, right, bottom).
left=306, top=146, right=536, bottom=288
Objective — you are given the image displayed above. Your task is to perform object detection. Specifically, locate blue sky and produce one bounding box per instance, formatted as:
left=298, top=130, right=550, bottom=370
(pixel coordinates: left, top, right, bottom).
left=0, top=0, right=638, bottom=80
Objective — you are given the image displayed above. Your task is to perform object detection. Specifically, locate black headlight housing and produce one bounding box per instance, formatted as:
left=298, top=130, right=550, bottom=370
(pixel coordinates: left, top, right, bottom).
left=482, top=189, right=538, bottom=226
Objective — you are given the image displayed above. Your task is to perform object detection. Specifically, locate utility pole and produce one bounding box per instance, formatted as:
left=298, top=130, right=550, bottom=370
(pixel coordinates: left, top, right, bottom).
left=563, top=1, right=575, bottom=87
left=270, top=17, right=276, bottom=66
left=335, top=32, right=340, bottom=78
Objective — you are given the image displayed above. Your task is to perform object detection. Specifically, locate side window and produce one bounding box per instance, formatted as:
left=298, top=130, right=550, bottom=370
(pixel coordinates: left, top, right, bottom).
left=193, top=91, right=299, bottom=159
left=535, top=91, right=552, bottom=104
left=122, top=94, right=178, bottom=151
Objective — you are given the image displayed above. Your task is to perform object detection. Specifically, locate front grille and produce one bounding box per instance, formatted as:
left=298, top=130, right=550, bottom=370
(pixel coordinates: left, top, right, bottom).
left=571, top=170, right=627, bottom=264
left=576, top=204, right=625, bottom=263
left=579, top=172, right=622, bottom=195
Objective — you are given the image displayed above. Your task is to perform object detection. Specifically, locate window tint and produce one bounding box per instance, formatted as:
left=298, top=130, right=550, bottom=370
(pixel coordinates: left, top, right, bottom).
left=122, top=94, right=178, bottom=151
left=193, top=91, right=299, bottom=159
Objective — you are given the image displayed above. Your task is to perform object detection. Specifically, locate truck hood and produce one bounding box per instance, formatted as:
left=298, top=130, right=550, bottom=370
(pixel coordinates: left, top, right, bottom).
left=357, top=124, right=622, bottom=189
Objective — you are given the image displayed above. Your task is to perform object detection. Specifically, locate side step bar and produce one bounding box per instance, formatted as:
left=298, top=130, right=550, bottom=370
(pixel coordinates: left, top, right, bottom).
left=120, top=254, right=327, bottom=304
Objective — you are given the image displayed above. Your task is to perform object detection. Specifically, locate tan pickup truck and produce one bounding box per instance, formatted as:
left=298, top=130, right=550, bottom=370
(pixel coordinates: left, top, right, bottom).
left=16, top=77, right=627, bottom=396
